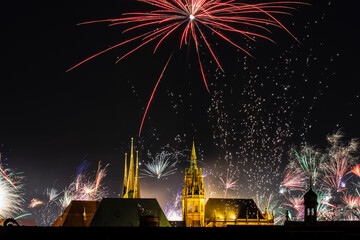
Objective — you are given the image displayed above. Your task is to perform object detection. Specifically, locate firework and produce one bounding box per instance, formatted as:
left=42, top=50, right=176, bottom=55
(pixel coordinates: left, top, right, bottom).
left=254, top=193, right=283, bottom=224
left=321, top=147, right=351, bottom=192
left=341, top=193, right=360, bottom=210
left=0, top=173, right=25, bottom=219
left=281, top=145, right=325, bottom=193
left=280, top=132, right=360, bottom=223
left=28, top=188, right=63, bottom=226
left=60, top=160, right=109, bottom=210
left=351, top=164, right=360, bottom=177
left=46, top=188, right=61, bottom=202
left=164, top=190, right=183, bottom=221
left=0, top=153, right=25, bottom=219
left=280, top=168, right=307, bottom=193
left=141, top=150, right=184, bottom=179
left=341, top=193, right=360, bottom=220
left=283, top=195, right=304, bottom=221
left=67, top=0, right=306, bottom=135
left=29, top=199, right=44, bottom=208
left=219, top=168, right=239, bottom=197
left=293, top=146, right=325, bottom=185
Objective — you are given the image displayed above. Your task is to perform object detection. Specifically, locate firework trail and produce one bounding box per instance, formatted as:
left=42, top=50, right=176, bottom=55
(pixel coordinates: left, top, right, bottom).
left=141, top=150, right=184, bottom=179
left=280, top=145, right=325, bottom=193
left=280, top=168, right=307, bottom=193
left=321, top=147, right=351, bottom=192
left=67, top=0, right=307, bottom=135
left=219, top=168, right=239, bottom=197
left=293, top=146, right=325, bottom=185
left=321, top=131, right=357, bottom=193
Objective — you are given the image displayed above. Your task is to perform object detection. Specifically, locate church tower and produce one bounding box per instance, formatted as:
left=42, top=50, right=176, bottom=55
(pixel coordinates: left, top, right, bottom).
left=182, top=141, right=205, bottom=227
left=304, top=180, right=317, bottom=225
left=122, top=138, right=141, bottom=198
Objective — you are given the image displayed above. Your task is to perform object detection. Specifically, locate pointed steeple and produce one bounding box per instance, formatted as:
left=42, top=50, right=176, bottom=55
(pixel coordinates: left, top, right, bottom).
left=124, top=138, right=135, bottom=198
left=122, top=153, right=128, bottom=196
left=134, top=150, right=141, bottom=198
left=188, top=141, right=198, bottom=174
left=191, top=141, right=197, bottom=162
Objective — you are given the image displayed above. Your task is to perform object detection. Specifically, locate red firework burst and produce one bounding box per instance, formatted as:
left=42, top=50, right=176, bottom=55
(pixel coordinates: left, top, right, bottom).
left=67, top=0, right=307, bottom=135
left=351, top=164, right=360, bottom=177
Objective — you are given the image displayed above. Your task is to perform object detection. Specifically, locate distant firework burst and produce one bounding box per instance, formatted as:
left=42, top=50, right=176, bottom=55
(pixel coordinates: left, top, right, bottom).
left=28, top=188, right=62, bottom=226
left=141, top=150, right=185, bottom=179
left=67, top=0, right=307, bottom=135
left=60, top=160, right=109, bottom=210
left=164, top=190, right=183, bottom=221
left=0, top=153, right=26, bottom=219
left=219, top=168, right=239, bottom=197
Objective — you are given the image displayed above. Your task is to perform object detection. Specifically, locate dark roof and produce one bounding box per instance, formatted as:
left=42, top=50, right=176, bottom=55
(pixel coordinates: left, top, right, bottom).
left=205, top=198, right=265, bottom=219
left=89, top=198, right=171, bottom=227
left=52, top=200, right=100, bottom=227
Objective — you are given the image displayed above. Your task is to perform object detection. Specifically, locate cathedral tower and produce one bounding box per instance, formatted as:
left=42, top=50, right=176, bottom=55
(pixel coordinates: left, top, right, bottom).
left=182, top=141, right=205, bottom=227
left=122, top=138, right=141, bottom=198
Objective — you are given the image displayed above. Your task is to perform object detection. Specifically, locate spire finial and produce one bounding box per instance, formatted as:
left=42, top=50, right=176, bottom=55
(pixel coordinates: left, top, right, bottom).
left=191, top=141, right=197, bottom=161
left=188, top=140, right=198, bottom=174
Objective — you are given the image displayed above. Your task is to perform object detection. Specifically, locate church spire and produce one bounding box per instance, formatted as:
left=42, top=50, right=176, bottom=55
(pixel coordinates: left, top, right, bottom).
left=124, top=138, right=135, bottom=198
left=134, top=150, right=141, bottom=198
left=188, top=141, right=198, bottom=174
left=122, top=153, right=128, bottom=196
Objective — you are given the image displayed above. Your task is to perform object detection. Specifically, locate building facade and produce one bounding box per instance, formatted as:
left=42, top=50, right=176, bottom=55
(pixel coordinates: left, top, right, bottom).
left=204, top=198, right=274, bottom=227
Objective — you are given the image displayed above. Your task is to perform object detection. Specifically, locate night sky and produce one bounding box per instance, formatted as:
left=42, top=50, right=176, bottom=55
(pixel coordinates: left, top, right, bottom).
left=1, top=0, right=360, bottom=217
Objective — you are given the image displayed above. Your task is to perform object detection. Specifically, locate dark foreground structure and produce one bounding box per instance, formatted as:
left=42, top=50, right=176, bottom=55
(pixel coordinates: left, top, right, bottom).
left=1, top=225, right=360, bottom=239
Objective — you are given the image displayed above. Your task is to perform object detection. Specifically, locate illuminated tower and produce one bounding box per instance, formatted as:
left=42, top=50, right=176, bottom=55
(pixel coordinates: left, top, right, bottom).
left=123, top=138, right=141, bottom=198
left=182, top=141, right=205, bottom=227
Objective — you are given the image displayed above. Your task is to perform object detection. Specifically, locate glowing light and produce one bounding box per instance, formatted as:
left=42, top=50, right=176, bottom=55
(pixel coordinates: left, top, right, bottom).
left=351, top=164, right=360, bottom=177
left=29, top=199, right=44, bottom=208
